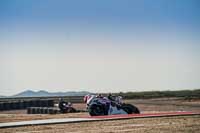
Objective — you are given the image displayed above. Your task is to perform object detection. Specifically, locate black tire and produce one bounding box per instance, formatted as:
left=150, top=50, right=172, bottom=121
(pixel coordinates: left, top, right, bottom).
left=122, top=104, right=140, bottom=114
left=69, top=107, right=77, bottom=113
left=88, top=104, right=105, bottom=116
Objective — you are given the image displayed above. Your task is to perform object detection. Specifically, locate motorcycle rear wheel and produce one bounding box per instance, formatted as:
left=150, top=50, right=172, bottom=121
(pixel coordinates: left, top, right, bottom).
left=122, top=104, right=140, bottom=114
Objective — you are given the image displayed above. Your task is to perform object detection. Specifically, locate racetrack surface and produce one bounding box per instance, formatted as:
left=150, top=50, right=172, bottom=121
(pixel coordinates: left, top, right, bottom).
left=0, top=98, right=199, bottom=132
left=0, top=115, right=200, bottom=133
left=0, top=111, right=199, bottom=128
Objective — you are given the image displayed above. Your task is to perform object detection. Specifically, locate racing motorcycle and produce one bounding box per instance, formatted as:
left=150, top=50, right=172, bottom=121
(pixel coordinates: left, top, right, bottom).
left=58, top=99, right=76, bottom=113
left=84, top=94, right=140, bottom=116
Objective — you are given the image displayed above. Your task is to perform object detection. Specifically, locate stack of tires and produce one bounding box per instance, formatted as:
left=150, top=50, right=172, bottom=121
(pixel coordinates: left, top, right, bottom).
left=27, top=107, right=59, bottom=114
left=0, top=100, right=54, bottom=111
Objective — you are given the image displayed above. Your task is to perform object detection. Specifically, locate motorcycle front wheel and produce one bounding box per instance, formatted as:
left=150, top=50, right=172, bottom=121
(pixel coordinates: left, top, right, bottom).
left=88, top=104, right=105, bottom=116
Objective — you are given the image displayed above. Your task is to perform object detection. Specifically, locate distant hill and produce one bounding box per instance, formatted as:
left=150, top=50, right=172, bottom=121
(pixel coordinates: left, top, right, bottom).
left=0, top=95, right=6, bottom=98
left=12, top=90, right=90, bottom=97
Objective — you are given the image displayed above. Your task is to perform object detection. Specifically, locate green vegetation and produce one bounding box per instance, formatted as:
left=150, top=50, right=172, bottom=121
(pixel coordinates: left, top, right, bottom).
left=114, top=89, right=200, bottom=99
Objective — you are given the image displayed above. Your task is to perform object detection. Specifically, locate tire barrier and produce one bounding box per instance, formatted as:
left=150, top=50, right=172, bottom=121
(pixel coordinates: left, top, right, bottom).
left=0, top=96, right=84, bottom=104
left=27, top=107, right=86, bottom=114
left=27, top=107, right=59, bottom=114
left=0, top=100, right=54, bottom=111
left=47, top=100, right=54, bottom=107
left=4, top=102, right=10, bottom=110
left=0, top=103, right=3, bottom=110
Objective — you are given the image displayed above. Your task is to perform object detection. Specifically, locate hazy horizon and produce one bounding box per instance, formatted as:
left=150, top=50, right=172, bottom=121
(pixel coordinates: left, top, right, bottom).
left=0, top=0, right=200, bottom=96
left=1, top=88, right=200, bottom=97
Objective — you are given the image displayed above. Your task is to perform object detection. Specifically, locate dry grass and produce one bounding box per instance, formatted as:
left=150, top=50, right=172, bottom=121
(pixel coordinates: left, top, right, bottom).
left=0, top=112, right=89, bottom=123
left=0, top=115, right=200, bottom=133
left=0, top=98, right=200, bottom=133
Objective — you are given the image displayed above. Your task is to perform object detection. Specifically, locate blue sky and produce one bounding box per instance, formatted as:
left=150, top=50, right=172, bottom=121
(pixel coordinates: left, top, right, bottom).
left=0, top=0, right=200, bottom=95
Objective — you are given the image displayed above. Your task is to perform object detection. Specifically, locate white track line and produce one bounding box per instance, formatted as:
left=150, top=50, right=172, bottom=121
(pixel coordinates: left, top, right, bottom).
left=0, top=113, right=199, bottom=128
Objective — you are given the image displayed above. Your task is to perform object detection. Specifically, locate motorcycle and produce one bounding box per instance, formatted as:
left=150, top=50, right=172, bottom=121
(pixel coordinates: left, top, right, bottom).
left=58, top=100, right=76, bottom=113
left=84, top=94, right=140, bottom=116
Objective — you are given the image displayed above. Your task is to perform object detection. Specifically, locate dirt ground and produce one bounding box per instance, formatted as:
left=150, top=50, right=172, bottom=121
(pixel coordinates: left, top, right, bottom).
left=0, top=103, right=89, bottom=123
left=0, top=98, right=200, bottom=133
left=1, top=115, right=200, bottom=133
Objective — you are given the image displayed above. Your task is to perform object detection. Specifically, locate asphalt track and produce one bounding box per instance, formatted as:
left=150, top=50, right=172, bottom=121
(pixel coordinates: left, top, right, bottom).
left=0, top=111, right=199, bottom=128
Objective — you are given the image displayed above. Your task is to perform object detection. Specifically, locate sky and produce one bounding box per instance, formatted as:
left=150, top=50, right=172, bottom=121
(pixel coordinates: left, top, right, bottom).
left=0, top=0, right=200, bottom=96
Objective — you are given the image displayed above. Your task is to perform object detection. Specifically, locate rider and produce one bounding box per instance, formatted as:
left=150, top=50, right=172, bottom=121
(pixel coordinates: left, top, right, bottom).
left=59, top=98, right=66, bottom=113
left=58, top=98, right=72, bottom=113
left=107, top=93, right=122, bottom=109
left=84, top=94, right=110, bottom=115
left=108, top=93, right=115, bottom=101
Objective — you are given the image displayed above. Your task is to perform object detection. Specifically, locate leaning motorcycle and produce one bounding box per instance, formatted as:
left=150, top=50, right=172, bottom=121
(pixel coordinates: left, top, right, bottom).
left=85, top=95, right=140, bottom=116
